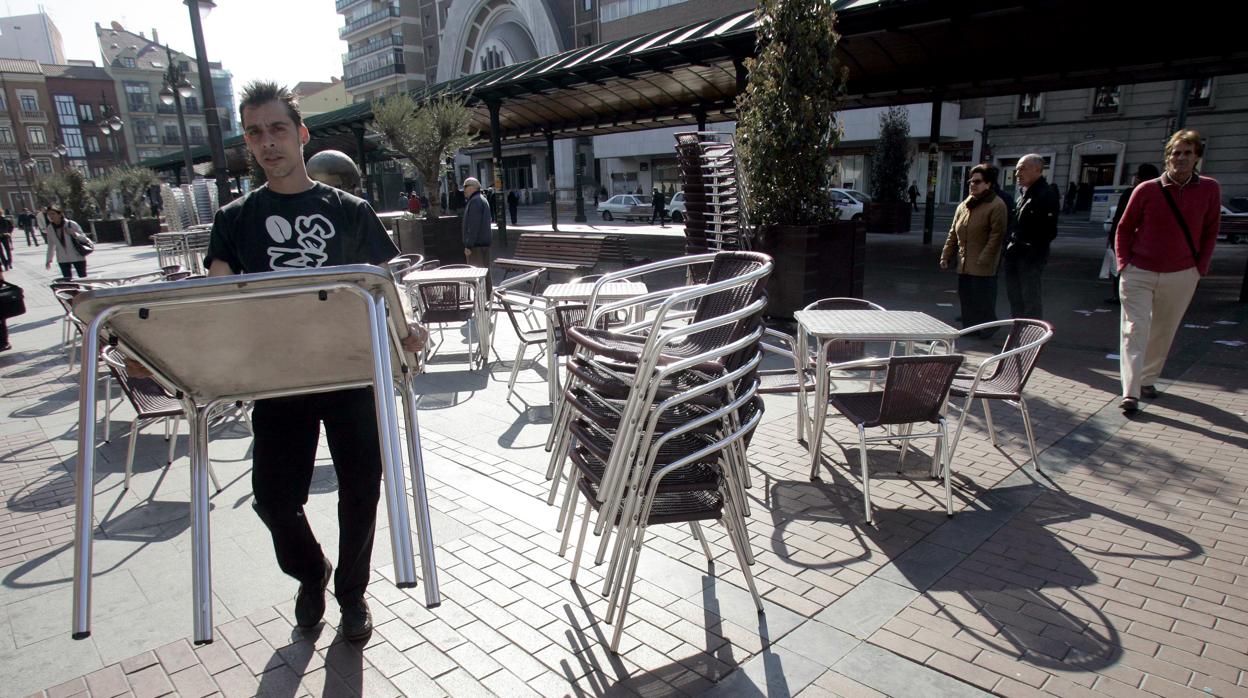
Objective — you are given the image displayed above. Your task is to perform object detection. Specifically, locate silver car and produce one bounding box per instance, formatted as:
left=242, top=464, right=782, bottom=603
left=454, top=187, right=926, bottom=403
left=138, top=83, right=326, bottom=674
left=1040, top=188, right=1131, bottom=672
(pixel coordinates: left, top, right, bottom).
left=597, top=194, right=652, bottom=222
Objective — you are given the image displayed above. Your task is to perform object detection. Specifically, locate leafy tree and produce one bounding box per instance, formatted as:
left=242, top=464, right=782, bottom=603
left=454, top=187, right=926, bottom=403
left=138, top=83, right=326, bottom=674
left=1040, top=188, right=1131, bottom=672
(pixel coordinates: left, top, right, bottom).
left=869, top=106, right=912, bottom=204
left=31, top=168, right=96, bottom=219
left=86, top=174, right=117, bottom=218
left=111, top=165, right=159, bottom=218
left=371, top=92, right=477, bottom=218
left=735, top=0, right=845, bottom=227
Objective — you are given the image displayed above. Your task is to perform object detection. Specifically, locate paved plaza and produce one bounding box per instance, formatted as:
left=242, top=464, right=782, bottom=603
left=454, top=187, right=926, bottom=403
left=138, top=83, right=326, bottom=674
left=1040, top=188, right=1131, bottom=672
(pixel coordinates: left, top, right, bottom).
left=1, top=226, right=1246, bottom=698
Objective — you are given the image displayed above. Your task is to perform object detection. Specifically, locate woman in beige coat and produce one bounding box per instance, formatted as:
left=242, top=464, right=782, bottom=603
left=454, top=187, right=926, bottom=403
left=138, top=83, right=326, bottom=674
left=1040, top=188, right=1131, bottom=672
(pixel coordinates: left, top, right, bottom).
left=940, top=164, right=1007, bottom=338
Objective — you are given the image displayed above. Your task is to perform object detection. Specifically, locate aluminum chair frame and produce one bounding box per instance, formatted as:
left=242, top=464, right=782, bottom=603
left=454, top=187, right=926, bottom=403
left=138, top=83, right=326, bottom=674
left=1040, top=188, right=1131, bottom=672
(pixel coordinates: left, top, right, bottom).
left=946, top=319, right=1054, bottom=475
left=495, top=290, right=551, bottom=399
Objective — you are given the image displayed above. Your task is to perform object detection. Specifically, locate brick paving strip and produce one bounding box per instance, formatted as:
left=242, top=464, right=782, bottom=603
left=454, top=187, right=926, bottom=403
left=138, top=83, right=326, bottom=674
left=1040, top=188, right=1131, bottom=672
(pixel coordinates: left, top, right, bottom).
left=3, top=240, right=1247, bottom=697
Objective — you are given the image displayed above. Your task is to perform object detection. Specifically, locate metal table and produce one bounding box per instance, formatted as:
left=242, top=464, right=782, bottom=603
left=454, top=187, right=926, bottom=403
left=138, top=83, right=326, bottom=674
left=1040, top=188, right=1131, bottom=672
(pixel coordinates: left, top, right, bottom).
left=70, top=265, right=440, bottom=644
left=793, top=309, right=960, bottom=480
left=402, top=267, right=491, bottom=368
left=542, top=281, right=648, bottom=404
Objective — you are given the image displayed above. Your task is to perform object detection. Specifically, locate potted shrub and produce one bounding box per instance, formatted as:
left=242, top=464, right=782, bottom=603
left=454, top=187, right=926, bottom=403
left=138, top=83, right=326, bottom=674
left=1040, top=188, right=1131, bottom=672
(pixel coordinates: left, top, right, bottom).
left=371, top=93, right=476, bottom=262
left=865, top=106, right=913, bottom=234
left=736, top=0, right=862, bottom=318
left=84, top=174, right=125, bottom=242
left=111, top=166, right=161, bottom=245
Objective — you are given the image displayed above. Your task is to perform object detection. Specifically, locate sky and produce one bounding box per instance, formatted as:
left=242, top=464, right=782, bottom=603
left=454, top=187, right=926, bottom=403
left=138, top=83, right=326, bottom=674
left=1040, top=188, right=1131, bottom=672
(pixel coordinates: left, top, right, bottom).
left=8, top=0, right=347, bottom=95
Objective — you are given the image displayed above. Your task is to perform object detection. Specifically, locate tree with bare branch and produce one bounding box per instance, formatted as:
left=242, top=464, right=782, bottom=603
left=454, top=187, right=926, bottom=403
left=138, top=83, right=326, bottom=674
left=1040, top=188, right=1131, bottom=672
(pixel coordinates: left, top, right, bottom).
left=370, top=93, right=477, bottom=218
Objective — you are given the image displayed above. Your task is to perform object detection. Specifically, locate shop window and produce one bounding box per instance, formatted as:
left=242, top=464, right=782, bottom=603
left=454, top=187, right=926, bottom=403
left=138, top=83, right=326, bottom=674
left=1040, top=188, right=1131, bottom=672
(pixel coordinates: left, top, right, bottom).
left=1092, top=86, right=1120, bottom=115
left=1017, top=93, right=1043, bottom=120
left=1188, top=78, right=1213, bottom=108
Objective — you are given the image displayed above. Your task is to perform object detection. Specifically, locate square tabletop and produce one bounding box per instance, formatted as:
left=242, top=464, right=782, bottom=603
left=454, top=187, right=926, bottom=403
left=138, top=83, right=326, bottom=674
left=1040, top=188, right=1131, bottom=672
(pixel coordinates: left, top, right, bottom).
left=794, top=309, right=959, bottom=342
left=402, top=267, right=489, bottom=283
left=543, top=281, right=648, bottom=302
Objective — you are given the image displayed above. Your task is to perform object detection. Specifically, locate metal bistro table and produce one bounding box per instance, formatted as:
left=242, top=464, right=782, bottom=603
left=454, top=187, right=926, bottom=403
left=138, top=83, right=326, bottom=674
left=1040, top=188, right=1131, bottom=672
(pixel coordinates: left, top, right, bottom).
left=794, top=309, right=960, bottom=480
left=541, top=281, right=649, bottom=404
left=70, top=265, right=440, bottom=644
left=402, top=266, right=491, bottom=368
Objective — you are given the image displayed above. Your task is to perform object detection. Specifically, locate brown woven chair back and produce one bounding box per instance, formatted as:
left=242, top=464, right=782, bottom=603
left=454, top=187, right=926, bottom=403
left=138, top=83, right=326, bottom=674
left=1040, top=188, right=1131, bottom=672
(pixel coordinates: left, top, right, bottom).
left=983, top=319, right=1052, bottom=396
left=874, top=354, right=964, bottom=427
left=685, top=251, right=770, bottom=351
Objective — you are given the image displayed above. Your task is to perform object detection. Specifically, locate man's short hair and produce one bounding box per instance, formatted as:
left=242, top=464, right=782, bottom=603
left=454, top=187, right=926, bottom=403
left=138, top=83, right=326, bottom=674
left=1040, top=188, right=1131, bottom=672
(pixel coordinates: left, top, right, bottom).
left=1164, top=129, right=1203, bottom=158
left=1136, top=163, right=1160, bottom=181
left=239, top=80, right=302, bottom=129
left=970, top=164, right=999, bottom=186
left=1018, top=154, right=1045, bottom=170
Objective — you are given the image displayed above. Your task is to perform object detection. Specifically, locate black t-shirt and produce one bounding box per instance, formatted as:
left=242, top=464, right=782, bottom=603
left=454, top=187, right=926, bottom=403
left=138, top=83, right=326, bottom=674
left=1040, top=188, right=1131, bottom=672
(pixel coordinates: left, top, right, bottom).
left=205, top=182, right=398, bottom=274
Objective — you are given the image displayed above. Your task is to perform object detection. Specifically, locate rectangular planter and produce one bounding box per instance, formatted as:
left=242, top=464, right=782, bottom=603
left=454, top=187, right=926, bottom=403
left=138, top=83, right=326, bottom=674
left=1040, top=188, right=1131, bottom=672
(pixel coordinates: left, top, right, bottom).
left=396, top=215, right=466, bottom=265
left=125, top=218, right=160, bottom=246
left=91, top=219, right=126, bottom=243
left=865, top=201, right=912, bottom=234
left=757, top=220, right=866, bottom=319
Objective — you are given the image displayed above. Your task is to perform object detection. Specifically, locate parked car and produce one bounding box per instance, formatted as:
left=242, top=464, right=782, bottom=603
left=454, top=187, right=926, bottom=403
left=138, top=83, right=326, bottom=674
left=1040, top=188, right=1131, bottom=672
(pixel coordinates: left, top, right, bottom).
left=1104, top=202, right=1248, bottom=242
left=597, top=194, right=652, bottom=221
left=829, top=188, right=866, bottom=221
left=666, top=191, right=686, bottom=222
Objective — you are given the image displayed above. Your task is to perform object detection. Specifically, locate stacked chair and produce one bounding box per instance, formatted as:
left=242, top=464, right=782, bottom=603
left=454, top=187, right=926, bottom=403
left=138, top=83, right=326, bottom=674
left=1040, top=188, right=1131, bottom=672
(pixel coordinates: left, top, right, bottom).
left=544, top=251, right=773, bottom=652
left=674, top=132, right=748, bottom=254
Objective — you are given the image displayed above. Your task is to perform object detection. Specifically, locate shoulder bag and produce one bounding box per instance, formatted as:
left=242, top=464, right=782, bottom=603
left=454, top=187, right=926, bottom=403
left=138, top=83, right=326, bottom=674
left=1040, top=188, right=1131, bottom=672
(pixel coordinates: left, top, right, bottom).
left=1156, top=177, right=1201, bottom=264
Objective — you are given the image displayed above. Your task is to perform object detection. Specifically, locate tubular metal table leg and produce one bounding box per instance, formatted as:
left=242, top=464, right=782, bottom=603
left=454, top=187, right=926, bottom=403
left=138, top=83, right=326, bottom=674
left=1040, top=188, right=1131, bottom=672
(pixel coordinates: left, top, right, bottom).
left=188, top=403, right=214, bottom=644
left=368, top=296, right=417, bottom=588
left=72, top=316, right=106, bottom=639
left=402, top=378, right=441, bottom=607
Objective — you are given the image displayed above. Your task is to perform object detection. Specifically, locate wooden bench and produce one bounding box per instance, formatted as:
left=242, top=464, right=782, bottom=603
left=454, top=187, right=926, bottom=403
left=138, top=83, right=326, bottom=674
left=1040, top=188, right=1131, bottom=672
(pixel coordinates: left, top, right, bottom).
left=494, top=233, right=606, bottom=277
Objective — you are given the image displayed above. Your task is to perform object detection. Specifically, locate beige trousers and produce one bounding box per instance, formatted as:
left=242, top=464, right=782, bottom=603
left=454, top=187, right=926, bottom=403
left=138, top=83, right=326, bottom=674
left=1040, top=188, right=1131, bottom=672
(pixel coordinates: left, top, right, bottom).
left=1118, top=264, right=1200, bottom=398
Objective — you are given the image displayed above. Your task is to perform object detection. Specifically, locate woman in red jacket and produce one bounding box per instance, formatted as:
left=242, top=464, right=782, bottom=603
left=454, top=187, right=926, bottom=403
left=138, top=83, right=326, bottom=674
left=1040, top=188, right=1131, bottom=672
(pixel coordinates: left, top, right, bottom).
left=1114, top=130, right=1220, bottom=413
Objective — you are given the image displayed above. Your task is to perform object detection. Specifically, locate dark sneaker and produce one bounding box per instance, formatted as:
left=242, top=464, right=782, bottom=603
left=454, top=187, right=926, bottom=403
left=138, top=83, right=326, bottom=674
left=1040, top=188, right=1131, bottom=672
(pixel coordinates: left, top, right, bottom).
left=1141, top=385, right=1159, bottom=399
left=340, top=597, right=373, bottom=642
left=295, top=557, right=332, bottom=629
left=1120, top=397, right=1139, bottom=414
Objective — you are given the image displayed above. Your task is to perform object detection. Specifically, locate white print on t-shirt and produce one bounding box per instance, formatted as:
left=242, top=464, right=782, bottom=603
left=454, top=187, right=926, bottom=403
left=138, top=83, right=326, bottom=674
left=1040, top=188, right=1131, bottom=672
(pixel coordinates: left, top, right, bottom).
left=264, top=214, right=337, bottom=269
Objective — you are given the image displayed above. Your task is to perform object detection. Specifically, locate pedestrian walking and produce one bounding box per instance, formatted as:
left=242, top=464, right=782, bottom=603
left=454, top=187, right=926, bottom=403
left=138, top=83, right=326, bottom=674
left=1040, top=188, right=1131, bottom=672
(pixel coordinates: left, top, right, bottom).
left=398, top=191, right=408, bottom=212
left=1062, top=182, right=1078, bottom=214
left=1114, top=130, right=1220, bottom=414
left=0, top=212, right=13, bottom=271
left=1103, top=163, right=1160, bottom=304
left=650, top=187, right=666, bottom=226
left=507, top=190, right=519, bottom=226
left=0, top=266, right=13, bottom=351
left=908, top=182, right=919, bottom=212
left=190, top=81, right=428, bottom=640
left=940, top=164, right=1007, bottom=338
left=18, top=208, right=38, bottom=247
left=43, top=205, right=90, bottom=279
left=1003, top=154, right=1059, bottom=319
left=462, top=177, right=493, bottom=267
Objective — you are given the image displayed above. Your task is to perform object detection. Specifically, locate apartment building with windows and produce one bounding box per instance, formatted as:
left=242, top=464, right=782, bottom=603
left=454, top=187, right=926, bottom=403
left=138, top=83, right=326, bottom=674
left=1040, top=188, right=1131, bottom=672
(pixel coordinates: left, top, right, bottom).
left=44, top=62, right=128, bottom=179
left=0, top=58, right=62, bottom=212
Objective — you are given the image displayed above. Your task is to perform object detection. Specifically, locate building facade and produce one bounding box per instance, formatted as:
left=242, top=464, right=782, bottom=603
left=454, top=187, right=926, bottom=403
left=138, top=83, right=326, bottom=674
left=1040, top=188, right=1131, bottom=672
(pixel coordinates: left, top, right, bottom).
left=96, top=22, right=214, bottom=169
left=210, top=62, right=239, bottom=137
left=43, top=63, right=129, bottom=179
left=0, top=12, right=65, bottom=65
left=0, top=59, right=63, bottom=212
left=337, top=0, right=426, bottom=103
left=295, top=79, right=351, bottom=116
left=983, top=76, right=1248, bottom=217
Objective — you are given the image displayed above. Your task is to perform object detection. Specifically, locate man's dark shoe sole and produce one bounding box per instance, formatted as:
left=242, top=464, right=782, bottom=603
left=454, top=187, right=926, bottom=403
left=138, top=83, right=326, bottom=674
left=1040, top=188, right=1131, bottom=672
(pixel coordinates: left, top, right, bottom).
left=1141, top=385, right=1159, bottom=399
left=295, top=557, right=332, bottom=629
left=1120, top=397, right=1139, bottom=414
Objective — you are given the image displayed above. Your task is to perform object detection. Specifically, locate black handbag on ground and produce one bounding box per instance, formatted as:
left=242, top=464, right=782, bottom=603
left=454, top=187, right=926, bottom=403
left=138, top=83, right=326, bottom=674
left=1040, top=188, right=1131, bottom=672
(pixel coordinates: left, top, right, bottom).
left=0, top=281, right=26, bottom=320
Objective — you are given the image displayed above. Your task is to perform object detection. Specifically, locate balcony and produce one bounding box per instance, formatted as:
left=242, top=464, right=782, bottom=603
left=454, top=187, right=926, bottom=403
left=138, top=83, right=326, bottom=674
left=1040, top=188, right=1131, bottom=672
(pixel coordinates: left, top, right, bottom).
left=339, top=6, right=400, bottom=39
left=157, top=104, right=202, bottom=115
left=345, top=63, right=405, bottom=89
left=344, top=33, right=403, bottom=62
left=19, top=109, right=48, bottom=121
left=128, top=102, right=155, bottom=115
left=135, top=135, right=161, bottom=145
left=335, top=0, right=368, bottom=11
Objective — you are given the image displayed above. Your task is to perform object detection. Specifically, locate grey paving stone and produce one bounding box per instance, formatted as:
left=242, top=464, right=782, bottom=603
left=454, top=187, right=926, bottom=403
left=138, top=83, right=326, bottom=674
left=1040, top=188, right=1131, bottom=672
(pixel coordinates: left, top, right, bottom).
left=700, top=646, right=827, bottom=698
left=124, top=664, right=174, bottom=698
left=832, top=642, right=990, bottom=698
left=83, top=665, right=129, bottom=698
left=774, top=620, right=860, bottom=668
left=168, top=665, right=218, bottom=698
left=389, top=667, right=446, bottom=698
left=872, top=540, right=966, bottom=592
left=813, top=576, right=918, bottom=640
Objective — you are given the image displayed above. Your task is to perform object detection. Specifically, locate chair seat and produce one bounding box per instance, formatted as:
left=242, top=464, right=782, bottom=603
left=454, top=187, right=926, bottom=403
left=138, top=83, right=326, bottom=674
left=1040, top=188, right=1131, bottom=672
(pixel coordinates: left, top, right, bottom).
left=129, top=378, right=184, bottom=418
left=422, top=308, right=474, bottom=324
left=572, top=419, right=722, bottom=472
left=950, top=375, right=1020, bottom=400
left=571, top=443, right=720, bottom=494
left=566, top=386, right=731, bottom=435
left=568, top=327, right=728, bottom=373
left=567, top=357, right=727, bottom=405
left=757, top=368, right=817, bottom=394
left=827, top=392, right=884, bottom=427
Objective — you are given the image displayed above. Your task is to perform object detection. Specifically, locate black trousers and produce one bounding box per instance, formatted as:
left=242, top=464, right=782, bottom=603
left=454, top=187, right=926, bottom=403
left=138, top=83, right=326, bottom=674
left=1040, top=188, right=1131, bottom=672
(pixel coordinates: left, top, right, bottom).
left=251, top=388, right=383, bottom=602
left=0, top=235, right=11, bottom=269
left=651, top=207, right=666, bottom=224
left=1004, top=253, right=1047, bottom=320
left=957, top=273, right=998, bottom=331
left=23, top=226, right=38, bottom=246
left=0, top=317, right=8, bottom=347
left=58, top=261, right=87, bottom=278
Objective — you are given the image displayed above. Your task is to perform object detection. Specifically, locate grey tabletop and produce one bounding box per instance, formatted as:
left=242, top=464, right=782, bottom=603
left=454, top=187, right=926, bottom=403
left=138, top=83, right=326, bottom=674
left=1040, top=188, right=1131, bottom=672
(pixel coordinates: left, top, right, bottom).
left=543, top=281, right=648, bottom=301
left=402, top=267, right=489, bottom=283
left=794, top=309, right=959, bottom=342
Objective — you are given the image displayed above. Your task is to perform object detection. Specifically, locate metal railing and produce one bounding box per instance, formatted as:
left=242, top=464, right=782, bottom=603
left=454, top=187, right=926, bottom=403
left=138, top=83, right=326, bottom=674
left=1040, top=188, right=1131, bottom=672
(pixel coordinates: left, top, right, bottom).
left=344, top=33, right=403, bottom=62
left=345, top=63, right=405, bottom=89
left=339, top=5, right=400, bottom=38
left=19, top=109, right=48, bottom=120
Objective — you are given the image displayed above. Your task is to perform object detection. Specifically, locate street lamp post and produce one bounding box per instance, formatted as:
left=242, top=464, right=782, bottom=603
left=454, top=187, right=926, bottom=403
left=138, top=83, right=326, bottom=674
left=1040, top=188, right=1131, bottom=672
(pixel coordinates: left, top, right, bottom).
left=160, top=46, right=198, bottom=186
left=184, top=0, right=232, bottom=205
left=98, top=90, right=124, bottom=165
